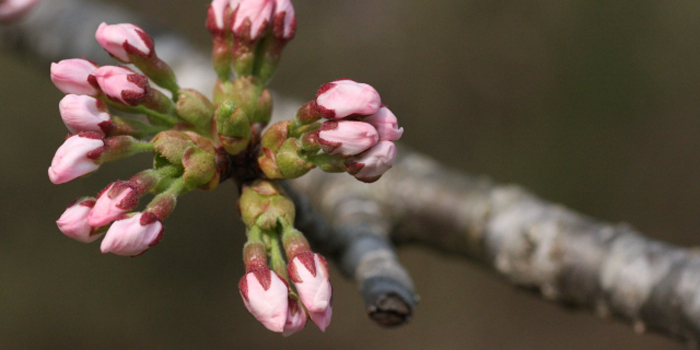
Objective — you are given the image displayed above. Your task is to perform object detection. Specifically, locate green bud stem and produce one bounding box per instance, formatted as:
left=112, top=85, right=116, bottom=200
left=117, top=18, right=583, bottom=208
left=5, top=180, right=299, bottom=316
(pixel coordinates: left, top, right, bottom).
left=111, top=116, right=168, bottom=138
left=268, top=232, right=289, bottom=280
left=98, top=136, right=154, bottom=164
left=105, top=99, right=180, bottom=127
left=130, top=55, right=180, bottom=99
left=144, top=176, right=187, bottom=221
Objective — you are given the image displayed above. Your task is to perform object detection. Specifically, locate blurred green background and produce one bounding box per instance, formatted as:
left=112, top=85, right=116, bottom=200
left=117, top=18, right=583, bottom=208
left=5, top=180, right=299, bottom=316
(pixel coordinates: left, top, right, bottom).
left=1, top=0, right=699, bottom=349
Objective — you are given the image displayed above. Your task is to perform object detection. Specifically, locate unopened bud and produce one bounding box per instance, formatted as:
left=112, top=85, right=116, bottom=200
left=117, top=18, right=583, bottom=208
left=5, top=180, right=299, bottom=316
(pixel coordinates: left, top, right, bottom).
left=216, top=101, right=251, bottom=155
left=48, top=132, right=104, bottom=184
left=254, top=88, right=273, bottom=125
left=152, top=130, right=195, bottom=165
left=315, top=79, right=381, bottom=119
left=90, top=66, right=149, bottom=106
left=257, top=149, right=283, bottom=179
left=95, top=22, right=153, bottom=62
left=238, top=180, right=294, bottom=229
left=317, top=120, right=378, bottom=156
left=96, top=23, right=179, bottom=93
left=176, top=89, right=215, bottom=133
left=239, top=267, right=289, bottom=333
left=260, top=120, right=289, bottom=153
left=345, top=140, right=397, bottom=183
left=50, top=59, right=100, bottom=96
left=182, top=147, right=217, bottom=190
left=276, top=138, right=313, bottom=179
left=59, top=94, right=112, bottom=136
left=364, top=107, right=404, bottom=141
left=283, top=295, right=307, bottom=337
left=56, top=197, right=103, bottom=243
left=232, top=0, right=274, bottom=42
left=100, top=212, right=164, bottom=257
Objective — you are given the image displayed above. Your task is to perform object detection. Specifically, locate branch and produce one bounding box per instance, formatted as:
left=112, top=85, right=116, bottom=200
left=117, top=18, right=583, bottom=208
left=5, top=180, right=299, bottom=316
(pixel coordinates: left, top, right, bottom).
left=6, top=0, right=700, bottom=345
left=290, top=148, right=700, bottom=347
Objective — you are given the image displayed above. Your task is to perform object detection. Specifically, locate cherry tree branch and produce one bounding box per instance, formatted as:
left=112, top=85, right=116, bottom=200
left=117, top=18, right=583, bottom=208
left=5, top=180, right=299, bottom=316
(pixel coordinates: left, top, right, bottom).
left=5, top=0, right=700, bottom=345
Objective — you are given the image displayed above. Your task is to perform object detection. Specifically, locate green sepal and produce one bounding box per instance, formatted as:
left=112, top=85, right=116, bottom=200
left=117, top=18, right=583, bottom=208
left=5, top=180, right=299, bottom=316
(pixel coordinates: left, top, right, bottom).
left=276, top=138, right=314, bottom=179
left=175, top=89, right=215, bottom=135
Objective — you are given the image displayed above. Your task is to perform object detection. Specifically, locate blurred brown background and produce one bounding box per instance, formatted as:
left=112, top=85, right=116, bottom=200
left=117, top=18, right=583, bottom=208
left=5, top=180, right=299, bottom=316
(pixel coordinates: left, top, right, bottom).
left=1, top=0, right=699, bottom=349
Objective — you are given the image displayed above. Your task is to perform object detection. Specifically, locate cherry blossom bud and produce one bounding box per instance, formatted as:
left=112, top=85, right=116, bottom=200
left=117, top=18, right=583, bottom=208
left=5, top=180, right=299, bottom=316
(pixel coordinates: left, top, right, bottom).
left=88, top=181, right=138, bottom=227
left=232, top=0, right=274, bottom=41
left=207, top=0, right=237, bottom=34
left=48, top=133, right=104, bottom=184
left=58, top=94, right=112, bottom=136
left=50, top=59, right=99, bottom=96
left=345, top=141, right=397, bottom=183
left=317, top=120, right=378, bottom=156
left=282, top=296, right=307, bottom=337
left=91, top=66, right=148, bottom=106
left=309, top=305, right=332, bottom=332
left=56, top=198, right=103, bottom=243
left=239, top=267, right=289, bottom=332
left=363, top=107, right=403, bottom=141
left=0, top=0, right=40, bottom=23
left=100, top=212, right=163, bottom=257
left=288, top=252, right=332, bottom=314
left=315, top=80, right=381, bottom=119
left=95, top=23, right=153, bottom=62
left=272, top=0, right=296, bottom=41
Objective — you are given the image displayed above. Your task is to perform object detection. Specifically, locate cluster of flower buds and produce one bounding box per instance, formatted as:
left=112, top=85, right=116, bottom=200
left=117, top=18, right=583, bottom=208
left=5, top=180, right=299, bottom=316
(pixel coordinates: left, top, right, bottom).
left=48, top=0, right=403, bottom=337
left=206, top=0, right=296, bottom=83
left=49, top=23, right=220, bottom=256
left=259, top=79, right=403, bottom=183
left=238, top=180, right=332, bottom=335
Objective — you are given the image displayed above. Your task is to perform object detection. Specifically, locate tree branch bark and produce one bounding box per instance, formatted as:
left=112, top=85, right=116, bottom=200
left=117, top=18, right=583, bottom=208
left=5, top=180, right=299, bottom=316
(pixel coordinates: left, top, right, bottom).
left=4, top=0, right=700, bottom=346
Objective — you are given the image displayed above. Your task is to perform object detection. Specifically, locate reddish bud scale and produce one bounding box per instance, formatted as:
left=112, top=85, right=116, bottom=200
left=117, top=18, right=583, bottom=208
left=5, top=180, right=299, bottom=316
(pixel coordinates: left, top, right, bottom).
left=295, top=101, right=323, bottom=124
left=122, top=29, right=156, bottom=59
left=282, top=233, right=311, bottom=261
left=107, top=181, right=139, bottom=210
left=272, top=11, right=296, bottom=41
left=243, top=242, right=268, bottom=270
left=145, top=195, right=176, bottom=222
left=122, top=74, right=150, bottom=106
left=317, top=121, right=341, bottom=154
left=288, top=251, right=317, bottom=283
left=134, top=212, right=165, bottom=249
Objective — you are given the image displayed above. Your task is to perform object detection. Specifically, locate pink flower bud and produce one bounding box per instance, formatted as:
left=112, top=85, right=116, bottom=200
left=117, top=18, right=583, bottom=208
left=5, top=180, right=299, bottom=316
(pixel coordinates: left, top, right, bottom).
left=363, top=107, right=403, bottom=141
left=50, top=59, right=100, bottom=96
left=315, top=79, right=382, bottom=119
left=58, top=94, right=112, bottom=136
left=91, top=66, right=148, bottom=106
left=345, top=141, right=397, bottom=183
left=100, top=212, right=163, bottom=257
left=239, top=267, right=289, bottom=332
left=282, top=296, right=307, bottom=337
left=56, top=198, right=104, bottom=243
left=0, top=0, right=40, bottom=23
left=288, top=252, right=332, bottom=314
left=317, top=120, right=378, bottom=156
left=272, top=0, right=295, bottom=40
left=88, top=181, right=138, bottom=227
left=309, top=306, right=332, bottom=332
left=48, top=133, right=104, bottom=184
left=207, top=0, right=238, bottom=34
left=95, top=23, right=153, bottom=62
left=232, top=0, right=274, bottom=41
